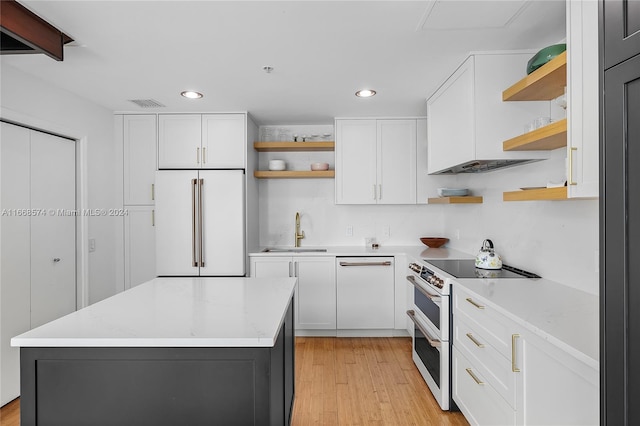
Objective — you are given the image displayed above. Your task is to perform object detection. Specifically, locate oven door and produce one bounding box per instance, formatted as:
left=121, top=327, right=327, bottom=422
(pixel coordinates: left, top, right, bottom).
left=406, top=274, right=449, bottom=339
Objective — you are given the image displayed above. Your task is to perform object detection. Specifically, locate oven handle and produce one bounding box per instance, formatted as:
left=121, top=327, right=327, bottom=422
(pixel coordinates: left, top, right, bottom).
left=406, top=310, right=442, bottom=348
left=406, top=275, right=441, bottom=302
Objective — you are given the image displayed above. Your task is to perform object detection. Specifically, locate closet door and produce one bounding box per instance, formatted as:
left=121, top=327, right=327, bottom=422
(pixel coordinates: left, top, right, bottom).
left=0, top=123, right=31, bottom=405
left=29, top=131, right=77, bottom=328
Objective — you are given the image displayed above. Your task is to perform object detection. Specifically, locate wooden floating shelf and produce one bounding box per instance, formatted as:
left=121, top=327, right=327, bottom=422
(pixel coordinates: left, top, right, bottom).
left=254, top=170, right=335, bottom=179
left=503, top=118, right=568, bottom=151
left=254, top=141, right=335, bottom=152
left=502, top=51, right=567, bottom=101
left=427, top=196, right=483, bottom=204
left=503, top=187, right=567, bottom=201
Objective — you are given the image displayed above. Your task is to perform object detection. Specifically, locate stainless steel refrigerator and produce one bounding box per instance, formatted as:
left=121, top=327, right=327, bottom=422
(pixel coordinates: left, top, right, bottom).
left=155, top=170, right=245, bottom=276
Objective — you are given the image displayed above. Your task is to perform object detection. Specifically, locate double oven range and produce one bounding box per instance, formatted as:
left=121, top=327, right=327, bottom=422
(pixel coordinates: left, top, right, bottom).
left=406, top=258, right=540, bottom=411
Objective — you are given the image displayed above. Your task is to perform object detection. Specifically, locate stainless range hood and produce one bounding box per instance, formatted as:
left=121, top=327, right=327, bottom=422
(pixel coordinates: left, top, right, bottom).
left=430, top=158, right=543, bottom=175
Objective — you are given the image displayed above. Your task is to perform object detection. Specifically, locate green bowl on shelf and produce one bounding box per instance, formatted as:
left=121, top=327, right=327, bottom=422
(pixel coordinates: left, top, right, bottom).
left=526, top=43, right=566, bottom=75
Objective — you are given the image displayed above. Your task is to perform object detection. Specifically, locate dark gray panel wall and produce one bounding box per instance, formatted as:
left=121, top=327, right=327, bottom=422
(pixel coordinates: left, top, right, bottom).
left=603, top=0, right=640, bottom=68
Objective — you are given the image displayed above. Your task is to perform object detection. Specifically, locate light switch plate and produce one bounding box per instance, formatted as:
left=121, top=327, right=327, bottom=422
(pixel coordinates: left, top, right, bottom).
left=89, top=238, right=96, bottom=252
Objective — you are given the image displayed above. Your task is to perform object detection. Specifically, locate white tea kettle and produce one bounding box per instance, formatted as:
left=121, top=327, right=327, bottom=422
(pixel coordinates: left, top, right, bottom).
left=475, top=239, right=503, bottom=270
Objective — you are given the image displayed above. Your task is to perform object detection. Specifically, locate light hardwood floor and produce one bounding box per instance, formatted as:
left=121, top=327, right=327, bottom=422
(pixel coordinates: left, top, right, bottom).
left=0, top=337, right=468, bottom=425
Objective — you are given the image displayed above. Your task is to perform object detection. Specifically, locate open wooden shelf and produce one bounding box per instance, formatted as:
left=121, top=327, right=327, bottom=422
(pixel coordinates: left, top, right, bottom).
left=254, top=170, right=335, bottom=179
left=503, top=118, right=567, bottom=151
left=254, top=141, right=335, bottom=152
left=503, top=187, right=567, bottom=201
left=502, top=51, right=567, bottom=101
left=427, top=196, right=483, bottom=204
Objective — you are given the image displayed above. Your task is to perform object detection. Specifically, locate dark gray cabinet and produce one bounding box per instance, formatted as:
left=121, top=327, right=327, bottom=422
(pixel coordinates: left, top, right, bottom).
left=603, top=0, right=640, bottom=67
left=601, top=1, right=640, bottom=423
left=19, top=298, right=295, bottom=426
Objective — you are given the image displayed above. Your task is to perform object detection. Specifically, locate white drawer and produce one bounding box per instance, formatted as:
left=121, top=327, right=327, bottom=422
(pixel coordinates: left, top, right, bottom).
left=453, top=346, right=515, bottom=426
left=453, top=285, right=516, bottom=359
left=454, top=316, right=516, bottom=408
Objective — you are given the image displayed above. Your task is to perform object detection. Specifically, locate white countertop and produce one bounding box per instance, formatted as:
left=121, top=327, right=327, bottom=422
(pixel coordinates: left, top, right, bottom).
left=11, top=277, right=297, bottom=348
left=249, top=245, right=474, bottom=261
left=453, top=277, right=599, bottom=369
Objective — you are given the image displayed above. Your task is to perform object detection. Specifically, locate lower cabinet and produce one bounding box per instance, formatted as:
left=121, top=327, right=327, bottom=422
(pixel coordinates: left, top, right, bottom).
left=124, top=206, right=156, bottom=289
left=452, top=285, right=598, bottom=425
left=251, top=256, right=336, bottom=330
left=336, top=257, right=395, bottom=329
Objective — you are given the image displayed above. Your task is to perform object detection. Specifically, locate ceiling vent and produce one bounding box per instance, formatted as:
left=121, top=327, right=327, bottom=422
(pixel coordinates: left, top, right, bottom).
left=128, top=99, right=166, bottom=108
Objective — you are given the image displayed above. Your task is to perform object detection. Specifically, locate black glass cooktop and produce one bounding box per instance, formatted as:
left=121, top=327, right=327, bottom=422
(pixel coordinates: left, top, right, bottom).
left=424, top=259, right=540, bottom=279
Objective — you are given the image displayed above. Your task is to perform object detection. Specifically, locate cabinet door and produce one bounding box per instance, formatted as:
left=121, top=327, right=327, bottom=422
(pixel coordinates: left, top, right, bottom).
left=202, top=114, right=246, bottom=169
left=123, top=115, right=157, bottom=205
left=158, top=114, right=202, bottom=169
left=514, top=330, right=598, bottom=425
left=155, top=170, right=199, bottom=276
left=567, top=0, right=599, bottom=198
left=427, top=56, right=475, bottom=174
left=199, top=170, right=245, bottom=276
left=250, top=256, right=292, bottom=277
left=124, top=206, right=156, bottom=289
left=603, top=0, right=640, bottom=69
left=0, top=122, right=31, bottom=405
left=335, top=119, right=377, bottom=204
left=336, top=257, right=395, bottom=329
left=377, top=119, right=416, bottom=204
left=294, top=257, right=336, bottom=330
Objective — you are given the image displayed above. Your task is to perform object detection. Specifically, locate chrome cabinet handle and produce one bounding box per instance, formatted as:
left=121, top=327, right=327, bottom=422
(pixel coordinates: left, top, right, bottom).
left=151, top=209, right=155, bottom=227
left=406, top=310, right=441, bottom=348
left=466, top=333, right=485, bottom=348
left=288, top=261, right=293, bottom=278
left=466, top=368, right=485, bottom=385
left=151, top=183, right=155, bottom=201
left=406, top=275, right=441, bottom=302
left=196, top=147, right=200, bottom=164
left=192, top=178, right=197, bottom=267
left=202, top=147, right=207, bottom=164
left=466, top=297, right=485, bottom=310
left=339, top=261, right=391, bottom=267
left=512, top=334, right=521, bottom=372
left=372, top=184, right=377, bottom=200
left=198, top=178, right=204, bottom=267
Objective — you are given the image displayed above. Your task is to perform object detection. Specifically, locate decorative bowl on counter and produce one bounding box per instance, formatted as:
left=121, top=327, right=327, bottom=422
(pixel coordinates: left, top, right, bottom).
left=268, top=159, right=286, bottom=171
left=420, top=237, right=449, bottom=248
left=310, top=162, right=330, bottom=171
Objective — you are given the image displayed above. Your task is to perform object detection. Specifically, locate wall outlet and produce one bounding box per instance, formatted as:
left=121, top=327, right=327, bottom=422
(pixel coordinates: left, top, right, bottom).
left=455, top=229, right=461, bottom=240
left=89, top=238, right=96, bottom=252
left=346, top=226, right=353, bottom=237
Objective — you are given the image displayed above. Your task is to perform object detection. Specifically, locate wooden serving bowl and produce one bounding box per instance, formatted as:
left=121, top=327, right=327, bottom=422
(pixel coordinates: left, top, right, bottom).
left=420, top=237, right=449, bottom=248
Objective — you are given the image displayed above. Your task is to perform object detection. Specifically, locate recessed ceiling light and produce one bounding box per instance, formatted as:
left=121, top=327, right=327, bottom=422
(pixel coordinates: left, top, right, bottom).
left=355, top=89, right=376, bottom=98
left=181, top=91, right=203, bottom=99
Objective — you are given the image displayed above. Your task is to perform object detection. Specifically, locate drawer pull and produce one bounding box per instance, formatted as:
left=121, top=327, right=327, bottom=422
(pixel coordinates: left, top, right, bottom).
left=465, top=368, right=484, bottom=385
left=466, top=333, right=485, bottom=348
left=466, top=297, right=485, bottom=309
left=512, top=334, right=521, bottom=372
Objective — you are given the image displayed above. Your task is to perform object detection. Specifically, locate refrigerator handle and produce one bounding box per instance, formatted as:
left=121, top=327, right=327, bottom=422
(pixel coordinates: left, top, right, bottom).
left=192, top=178, right=198, bottom=267
left=198, top=178, right=204, bottom=267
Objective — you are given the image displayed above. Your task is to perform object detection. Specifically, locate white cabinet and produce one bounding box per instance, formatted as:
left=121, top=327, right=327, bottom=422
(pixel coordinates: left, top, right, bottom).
left=566, top=0, right=599, bottom=198
left=250, top=256, right=336, bottom=330
left=336, top=257, right=395, bottom=329
left=335, top=119, right=416, bottom=204
left=158, top=113, right=246, bottom=169
left=427, top=53, right=549, bottom=174
left=452, top=285, right=598, bottom=425
left=124, top=206, right=156, bottom=289
left=123, top=115, right=157, bottom=205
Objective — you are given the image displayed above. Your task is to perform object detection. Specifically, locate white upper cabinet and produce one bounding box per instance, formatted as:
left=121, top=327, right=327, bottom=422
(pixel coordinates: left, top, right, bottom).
left=336, top=118, right=416, bottom=204
left=158, top=113, right=246, bottom=169
left=567, top=0, right=599, bottom=198
left=427, top=53, right=550, bottom=174
left=202, top=114, right=246, bottom=169
left=123, top=115, right=157, bottom=205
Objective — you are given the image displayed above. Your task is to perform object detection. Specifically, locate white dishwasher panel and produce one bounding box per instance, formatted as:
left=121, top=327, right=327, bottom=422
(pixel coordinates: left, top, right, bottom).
left=336, top=257, right=395, bottom=329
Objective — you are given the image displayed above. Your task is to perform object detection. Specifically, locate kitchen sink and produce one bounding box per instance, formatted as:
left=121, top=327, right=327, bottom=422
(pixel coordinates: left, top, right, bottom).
left=262, top=248, right=328, bottom=253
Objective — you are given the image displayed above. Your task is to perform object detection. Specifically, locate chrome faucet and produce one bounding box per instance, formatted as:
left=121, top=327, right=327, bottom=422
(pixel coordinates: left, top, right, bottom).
left=295, top=212, right=305, bottom=247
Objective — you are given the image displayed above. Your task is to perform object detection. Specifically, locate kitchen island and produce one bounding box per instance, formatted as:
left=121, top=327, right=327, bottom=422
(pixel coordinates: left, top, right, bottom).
left=11, top=277, right=297, bottom=426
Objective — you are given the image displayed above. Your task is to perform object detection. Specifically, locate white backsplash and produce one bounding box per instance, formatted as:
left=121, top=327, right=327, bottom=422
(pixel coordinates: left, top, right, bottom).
left=258, top=125, right=598, bottom=295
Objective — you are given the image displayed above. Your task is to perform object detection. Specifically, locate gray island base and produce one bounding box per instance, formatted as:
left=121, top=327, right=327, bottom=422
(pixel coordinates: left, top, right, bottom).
left=12, top=277, right=296, bottom=426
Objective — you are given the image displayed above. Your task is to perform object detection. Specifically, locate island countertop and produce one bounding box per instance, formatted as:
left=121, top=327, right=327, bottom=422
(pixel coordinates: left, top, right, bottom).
left=11, top=277, right=297, bottom=348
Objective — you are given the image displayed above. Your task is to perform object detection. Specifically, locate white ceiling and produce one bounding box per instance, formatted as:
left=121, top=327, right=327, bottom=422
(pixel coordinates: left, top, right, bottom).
left=2, top=0, right=566, bottom=125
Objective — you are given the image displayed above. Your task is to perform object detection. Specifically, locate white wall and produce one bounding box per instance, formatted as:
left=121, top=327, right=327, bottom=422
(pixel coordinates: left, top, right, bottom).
left=258, top=126, right=599, bottom=295
left=1, top=63, right=118, bottom=305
